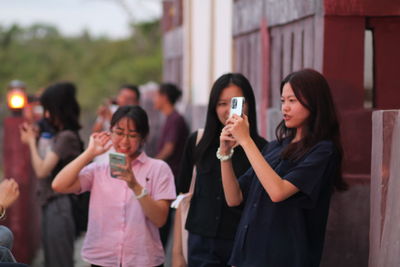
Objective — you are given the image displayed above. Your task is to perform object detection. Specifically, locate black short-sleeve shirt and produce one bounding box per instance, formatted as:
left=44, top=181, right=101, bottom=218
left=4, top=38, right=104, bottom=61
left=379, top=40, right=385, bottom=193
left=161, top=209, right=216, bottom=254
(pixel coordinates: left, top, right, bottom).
left=230, top=139, right=339, bottom=267
left=177, top=131, right=267, bottom=239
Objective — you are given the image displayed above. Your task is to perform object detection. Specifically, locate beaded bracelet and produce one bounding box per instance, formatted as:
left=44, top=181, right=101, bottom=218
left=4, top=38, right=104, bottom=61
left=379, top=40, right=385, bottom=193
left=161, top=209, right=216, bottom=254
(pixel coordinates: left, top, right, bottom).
left=216, top=147, right=234, bottom=161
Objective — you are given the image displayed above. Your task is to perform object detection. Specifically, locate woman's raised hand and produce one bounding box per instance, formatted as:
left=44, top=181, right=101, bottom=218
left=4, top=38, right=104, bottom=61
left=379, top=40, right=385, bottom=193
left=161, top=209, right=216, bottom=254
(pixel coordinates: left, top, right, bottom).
left=225, top=114, right=251, bottom=146
left=220, top=124, right=237, bottom=154
left=87, top=132, right=112, bottom=157
left=19, top=122, right=38, bottom=145
left=113, top=160, right=139, bottom=189
left=0, top=178, right=20, bottom=209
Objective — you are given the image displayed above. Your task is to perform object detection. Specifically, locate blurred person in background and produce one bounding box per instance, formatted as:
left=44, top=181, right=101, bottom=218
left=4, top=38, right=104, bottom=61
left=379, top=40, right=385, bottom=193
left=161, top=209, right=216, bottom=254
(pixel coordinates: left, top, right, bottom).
left=20, top=82, right=84, bottom=267
left=23, top=89, right=45, bottom=125
left=153, top=83, right=189, bottom=182
left=153, top=83, right=189, bottom=248
left=92, top=84, right=141, bottom=133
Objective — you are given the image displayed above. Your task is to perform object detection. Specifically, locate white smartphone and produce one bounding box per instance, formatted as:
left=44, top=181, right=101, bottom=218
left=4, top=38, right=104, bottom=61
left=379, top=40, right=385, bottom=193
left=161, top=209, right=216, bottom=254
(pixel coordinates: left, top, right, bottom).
left=109, top=152, right=126, bottom=178
left=229, top=97, right=245, bottom=117
left=109, top=104, right=118, bottom=114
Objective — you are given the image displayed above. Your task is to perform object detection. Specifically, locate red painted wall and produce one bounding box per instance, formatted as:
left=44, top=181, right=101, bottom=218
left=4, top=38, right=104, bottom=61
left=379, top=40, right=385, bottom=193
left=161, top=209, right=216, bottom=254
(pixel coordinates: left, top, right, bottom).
left=324, top=0, right=400, bottom=16
left=369, top=17, right=400, bottom=109
left=323, top=16, right=372, bottom=176
left=319, top=16, right=371, bottom=267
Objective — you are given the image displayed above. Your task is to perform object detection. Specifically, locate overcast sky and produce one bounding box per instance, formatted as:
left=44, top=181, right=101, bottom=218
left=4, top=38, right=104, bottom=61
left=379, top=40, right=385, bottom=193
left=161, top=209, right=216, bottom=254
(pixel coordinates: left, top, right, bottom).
left=0, top=0, right=162, bottom=39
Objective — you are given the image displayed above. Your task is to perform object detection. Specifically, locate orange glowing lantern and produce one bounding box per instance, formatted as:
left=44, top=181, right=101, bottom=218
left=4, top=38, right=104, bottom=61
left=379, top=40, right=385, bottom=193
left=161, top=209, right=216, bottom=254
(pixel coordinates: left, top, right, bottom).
left=7, top=88, right=27, bottom=110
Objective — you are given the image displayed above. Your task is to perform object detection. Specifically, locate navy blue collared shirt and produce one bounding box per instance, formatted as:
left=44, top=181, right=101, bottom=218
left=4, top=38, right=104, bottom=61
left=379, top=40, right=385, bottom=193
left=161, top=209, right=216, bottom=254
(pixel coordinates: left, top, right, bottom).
left=229, top=139, right=338, bottom=267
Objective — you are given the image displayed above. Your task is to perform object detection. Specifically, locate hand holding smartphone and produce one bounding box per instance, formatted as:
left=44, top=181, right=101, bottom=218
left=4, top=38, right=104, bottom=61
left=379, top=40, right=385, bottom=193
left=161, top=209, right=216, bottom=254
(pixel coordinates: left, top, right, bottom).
left=109, top=152, right=126, bottom=178
left=229, top=97, right=245, bottom=117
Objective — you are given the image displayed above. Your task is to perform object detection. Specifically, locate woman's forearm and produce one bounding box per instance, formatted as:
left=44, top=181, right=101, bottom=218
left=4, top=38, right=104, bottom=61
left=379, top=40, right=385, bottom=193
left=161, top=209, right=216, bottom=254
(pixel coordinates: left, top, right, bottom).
left=28, top=140, right=48, bottom=178
left=240, top=138, right=299, bottom=202
left=220, top=159, right=243, bottom=206
left=132, top=186, right=170, bottom=228
left=52, top=149, right=94, bottom=193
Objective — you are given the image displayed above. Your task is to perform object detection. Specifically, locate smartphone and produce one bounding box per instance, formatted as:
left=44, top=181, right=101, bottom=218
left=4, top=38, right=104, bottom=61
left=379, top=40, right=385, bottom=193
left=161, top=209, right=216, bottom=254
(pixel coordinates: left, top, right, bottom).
left=229, top=97, right=245, bottom=117
left=109, top=152, right=126, bottom=178
left=109, top=104, right=118, bottom=114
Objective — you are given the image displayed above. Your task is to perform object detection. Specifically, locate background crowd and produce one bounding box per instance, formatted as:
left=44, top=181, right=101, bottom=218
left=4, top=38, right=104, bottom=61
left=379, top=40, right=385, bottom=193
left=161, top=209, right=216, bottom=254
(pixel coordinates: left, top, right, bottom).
left=0, top=67, right=347, bottom=267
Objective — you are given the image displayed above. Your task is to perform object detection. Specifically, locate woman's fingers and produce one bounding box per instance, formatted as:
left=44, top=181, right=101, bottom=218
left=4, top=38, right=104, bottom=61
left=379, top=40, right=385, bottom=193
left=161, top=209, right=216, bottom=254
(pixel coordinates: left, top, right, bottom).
left=98, top=135, right=110, bottom=146
left=220, top=133, right=235, bottom=142
left=104, top=142, right=113, bottom=151
left=113, top=165, right=137, bottom=188
left=225, top=116, right=234, bottom=125
left=222, top=114, right=250, bottom=147
left=0, top=179, right=20, bottom=208
left=243, top=114, right=250, bottom=127
left=92, top=132, right=111, bottom=149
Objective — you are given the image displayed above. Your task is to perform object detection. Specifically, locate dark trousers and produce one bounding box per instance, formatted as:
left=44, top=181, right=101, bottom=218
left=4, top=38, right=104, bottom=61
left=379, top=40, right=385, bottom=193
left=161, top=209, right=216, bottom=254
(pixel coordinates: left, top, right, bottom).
left=42, top=195, right=75, bottom=267
left=159, top=208, right=173, bottom=248
left=0, top=246, right=15, bottom=263
left=188, top=232, right=234, bottom=267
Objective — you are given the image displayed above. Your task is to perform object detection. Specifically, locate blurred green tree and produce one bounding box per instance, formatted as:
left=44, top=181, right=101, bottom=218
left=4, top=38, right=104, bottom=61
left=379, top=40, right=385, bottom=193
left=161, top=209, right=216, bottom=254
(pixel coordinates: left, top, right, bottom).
left=0, top=21, right=162, bottom=111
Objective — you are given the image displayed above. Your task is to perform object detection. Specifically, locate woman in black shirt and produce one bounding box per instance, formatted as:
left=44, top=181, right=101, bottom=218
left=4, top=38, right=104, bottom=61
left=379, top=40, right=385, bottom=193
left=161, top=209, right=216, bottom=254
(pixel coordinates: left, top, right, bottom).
left=174, top=73, right=267, bottom=267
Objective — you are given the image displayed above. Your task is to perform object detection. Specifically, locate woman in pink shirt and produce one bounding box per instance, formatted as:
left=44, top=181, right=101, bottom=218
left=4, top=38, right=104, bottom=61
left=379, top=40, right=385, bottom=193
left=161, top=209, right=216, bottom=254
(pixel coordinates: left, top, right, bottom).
left=52, top=105, right=176, bottom=267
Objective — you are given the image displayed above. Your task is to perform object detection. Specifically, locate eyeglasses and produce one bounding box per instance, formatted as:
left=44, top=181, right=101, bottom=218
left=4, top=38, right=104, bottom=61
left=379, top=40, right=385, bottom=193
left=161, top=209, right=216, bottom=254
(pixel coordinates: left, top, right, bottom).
left=111, top=131, right=141, bottom=140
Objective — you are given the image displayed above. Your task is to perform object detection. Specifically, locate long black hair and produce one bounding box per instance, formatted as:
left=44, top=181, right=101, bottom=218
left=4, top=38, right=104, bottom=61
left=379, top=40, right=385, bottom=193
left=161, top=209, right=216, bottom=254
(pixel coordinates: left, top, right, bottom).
left=40, top=82, right=81, bottom=132
left=194, top=73, right=261, bottom=163
left=276, top=69, right=347, bottom=191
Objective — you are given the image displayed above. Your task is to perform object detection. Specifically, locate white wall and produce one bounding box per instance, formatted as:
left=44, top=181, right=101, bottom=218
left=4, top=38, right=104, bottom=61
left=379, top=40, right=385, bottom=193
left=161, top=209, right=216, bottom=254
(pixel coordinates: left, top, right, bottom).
left=213, top=0, right=233, bottom=80
left=183, top=0, right=233, bottom=106
left=191, top=0, right=212, bottom=106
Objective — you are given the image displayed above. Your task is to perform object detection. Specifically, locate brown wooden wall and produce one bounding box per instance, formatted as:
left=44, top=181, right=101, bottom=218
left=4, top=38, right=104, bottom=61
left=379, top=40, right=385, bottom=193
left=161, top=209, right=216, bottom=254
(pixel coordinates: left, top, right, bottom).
left=369, top=17, right=400, bottom=109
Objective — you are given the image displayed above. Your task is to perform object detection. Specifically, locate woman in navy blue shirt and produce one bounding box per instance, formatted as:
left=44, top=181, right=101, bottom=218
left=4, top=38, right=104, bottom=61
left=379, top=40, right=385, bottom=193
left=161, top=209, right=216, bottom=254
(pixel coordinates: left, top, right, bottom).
left=218, top=69, right=347, bottom=267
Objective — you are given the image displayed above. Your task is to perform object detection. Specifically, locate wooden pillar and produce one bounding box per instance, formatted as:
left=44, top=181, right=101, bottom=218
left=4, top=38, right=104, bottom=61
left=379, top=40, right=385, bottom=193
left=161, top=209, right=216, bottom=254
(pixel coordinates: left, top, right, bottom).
left=320, top=16, right=370, bottom=267
left=3, top=116, right=40, bottom=264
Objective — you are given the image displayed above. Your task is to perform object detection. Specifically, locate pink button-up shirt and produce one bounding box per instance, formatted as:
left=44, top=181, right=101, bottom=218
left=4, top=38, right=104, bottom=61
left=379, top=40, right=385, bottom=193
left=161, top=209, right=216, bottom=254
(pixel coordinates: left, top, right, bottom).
left=78, top=152, right=176, bottom=267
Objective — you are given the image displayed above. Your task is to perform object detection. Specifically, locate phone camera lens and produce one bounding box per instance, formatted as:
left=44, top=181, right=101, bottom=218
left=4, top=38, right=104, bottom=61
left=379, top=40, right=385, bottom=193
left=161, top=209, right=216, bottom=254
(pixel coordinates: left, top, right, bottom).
left=232, top=99, right=237, bottom=108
